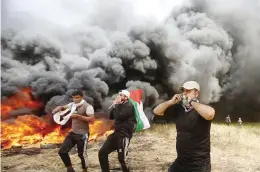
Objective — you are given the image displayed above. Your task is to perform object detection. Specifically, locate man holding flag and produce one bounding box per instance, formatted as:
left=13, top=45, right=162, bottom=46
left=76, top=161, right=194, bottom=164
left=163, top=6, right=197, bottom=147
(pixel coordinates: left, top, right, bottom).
left=99, top=89, right=150, bottom=172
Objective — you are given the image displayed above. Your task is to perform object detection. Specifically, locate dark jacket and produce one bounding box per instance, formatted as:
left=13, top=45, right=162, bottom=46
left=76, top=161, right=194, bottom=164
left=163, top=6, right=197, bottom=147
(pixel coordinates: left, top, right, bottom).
left=109, top=101, right=136, bottom=138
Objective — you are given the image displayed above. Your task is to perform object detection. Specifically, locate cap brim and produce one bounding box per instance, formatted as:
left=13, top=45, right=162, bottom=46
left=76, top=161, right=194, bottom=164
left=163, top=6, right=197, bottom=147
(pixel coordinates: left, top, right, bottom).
left=179, top=86, right=199, bottom=91
left=179, top=86, right=184, bottom=91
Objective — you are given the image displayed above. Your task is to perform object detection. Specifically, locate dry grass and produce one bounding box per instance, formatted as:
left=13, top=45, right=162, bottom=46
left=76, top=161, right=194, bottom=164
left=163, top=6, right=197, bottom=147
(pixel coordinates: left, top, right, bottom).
left=210, top=123, right=260, bottom=172
left=1, top=123, right=260, bottom=172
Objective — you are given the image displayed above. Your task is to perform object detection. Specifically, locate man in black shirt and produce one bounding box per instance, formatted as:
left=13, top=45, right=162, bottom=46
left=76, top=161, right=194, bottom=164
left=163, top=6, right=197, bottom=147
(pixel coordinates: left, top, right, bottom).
left=98, top=90, right=136, bottom=172
left=153, top=81, right=215, bottom=172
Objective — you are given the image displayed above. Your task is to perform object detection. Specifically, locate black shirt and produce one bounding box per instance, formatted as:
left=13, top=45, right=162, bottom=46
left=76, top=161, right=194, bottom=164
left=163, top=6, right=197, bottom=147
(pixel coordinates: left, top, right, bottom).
left=165, top=104, right=211, bottom=168
left=109, top=101, right=136, bottom=138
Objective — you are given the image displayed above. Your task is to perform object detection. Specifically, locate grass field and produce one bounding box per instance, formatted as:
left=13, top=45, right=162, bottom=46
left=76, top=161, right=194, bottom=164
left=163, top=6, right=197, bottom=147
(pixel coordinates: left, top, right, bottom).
left=1, top=123, right=260, bottom=172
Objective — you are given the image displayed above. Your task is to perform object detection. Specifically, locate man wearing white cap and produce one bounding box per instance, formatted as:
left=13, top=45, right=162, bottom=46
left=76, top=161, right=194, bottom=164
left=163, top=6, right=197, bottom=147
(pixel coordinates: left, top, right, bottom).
left=99, top=90, right=136, bottom=172
left=153, top=81, right=215, bottom=172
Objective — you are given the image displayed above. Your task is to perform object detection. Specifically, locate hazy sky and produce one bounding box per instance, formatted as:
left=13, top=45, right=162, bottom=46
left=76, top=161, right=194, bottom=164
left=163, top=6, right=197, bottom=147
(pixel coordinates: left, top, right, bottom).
left=5, top=0, right=185, bottom=27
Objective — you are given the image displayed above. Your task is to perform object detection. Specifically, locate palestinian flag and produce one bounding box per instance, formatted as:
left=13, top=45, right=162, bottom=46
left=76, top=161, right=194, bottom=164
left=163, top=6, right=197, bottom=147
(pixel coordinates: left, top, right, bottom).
left=129, top=89, right=151, bottom=132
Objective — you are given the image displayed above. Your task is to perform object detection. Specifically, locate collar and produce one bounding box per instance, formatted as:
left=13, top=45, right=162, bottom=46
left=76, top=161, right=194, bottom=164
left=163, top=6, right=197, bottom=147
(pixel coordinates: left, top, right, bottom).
left=182, top=105, right=194, bottom=112
left=182, top=98, right=199, bottom=112
left=72, top=99, right=85, bottom=107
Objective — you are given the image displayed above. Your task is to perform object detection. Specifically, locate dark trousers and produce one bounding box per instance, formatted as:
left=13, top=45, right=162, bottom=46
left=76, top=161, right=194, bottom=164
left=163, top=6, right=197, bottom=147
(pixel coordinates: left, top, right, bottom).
left=98, top=133, right=130, bottom=172
left=58, top=132, right=89, bottom=169
left=168, top=160, right=211, bottom=172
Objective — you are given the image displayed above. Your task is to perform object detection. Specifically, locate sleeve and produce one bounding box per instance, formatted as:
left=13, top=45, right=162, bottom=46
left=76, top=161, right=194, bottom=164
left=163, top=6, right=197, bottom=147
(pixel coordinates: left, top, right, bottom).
left=109, top=108, right=115, bottom=120
left=164, top=104, right=179, bottom=122
left=85, top=105, right=95, bottom=116
left=164, top=105, right=175, bottom=115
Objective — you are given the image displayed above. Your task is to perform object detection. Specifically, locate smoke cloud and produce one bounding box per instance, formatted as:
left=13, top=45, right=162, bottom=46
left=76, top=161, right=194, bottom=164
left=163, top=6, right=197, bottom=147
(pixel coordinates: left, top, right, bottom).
left=190, top=0, right=260, bottom=121
left=1, top=0, right=260, bottom=121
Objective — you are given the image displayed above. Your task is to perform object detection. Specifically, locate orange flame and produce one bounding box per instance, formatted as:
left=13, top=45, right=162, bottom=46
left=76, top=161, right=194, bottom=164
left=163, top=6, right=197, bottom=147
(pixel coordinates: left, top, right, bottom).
left=89, top=119, right=114, bottom=141
left=1, top=88, right=42, bottom=118
left=1, top=88, right=114, bottom=149
left=1, top=115, right=65, bottom=149
left=1, top=115, right=113, bottom=149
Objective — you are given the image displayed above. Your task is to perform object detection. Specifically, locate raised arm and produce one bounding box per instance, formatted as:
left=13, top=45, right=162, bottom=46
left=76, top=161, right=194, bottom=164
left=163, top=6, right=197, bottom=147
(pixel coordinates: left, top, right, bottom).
left=52, top=103, right=72, bottom=114
left=153, top=94, right=182, bottom=116
left=190, top=101, right=215, bottom=120
left=109, top=108, right=115, bottom=120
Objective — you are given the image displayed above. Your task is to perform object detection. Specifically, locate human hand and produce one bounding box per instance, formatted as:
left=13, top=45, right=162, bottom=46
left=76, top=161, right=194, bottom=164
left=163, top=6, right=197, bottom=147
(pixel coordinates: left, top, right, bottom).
left=70, top=114, right=79, bottom=119
left=168, top=94, right=182, bottom=105
left=114, top=95, right=122, bottom=104
left=52, top=106, right=62, bottom=114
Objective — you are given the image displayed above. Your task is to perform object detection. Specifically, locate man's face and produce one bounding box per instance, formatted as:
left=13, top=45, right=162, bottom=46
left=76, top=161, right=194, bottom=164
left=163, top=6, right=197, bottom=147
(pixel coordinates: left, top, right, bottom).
left=119, top=93, right=128, bottom=102
left=72, top=95, right=83, bottom=104
left=182, top=88, right=199, bottom=100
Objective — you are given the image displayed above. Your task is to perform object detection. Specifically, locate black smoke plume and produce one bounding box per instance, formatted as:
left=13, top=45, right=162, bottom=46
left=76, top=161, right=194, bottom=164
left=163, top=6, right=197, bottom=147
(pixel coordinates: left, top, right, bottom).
left=1, top=0, right=260, bottom=122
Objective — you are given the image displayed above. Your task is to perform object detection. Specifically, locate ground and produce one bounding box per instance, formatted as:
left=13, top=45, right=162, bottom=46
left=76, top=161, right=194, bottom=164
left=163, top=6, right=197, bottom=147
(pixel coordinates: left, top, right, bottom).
left=1, top=123, right=260, bottom=172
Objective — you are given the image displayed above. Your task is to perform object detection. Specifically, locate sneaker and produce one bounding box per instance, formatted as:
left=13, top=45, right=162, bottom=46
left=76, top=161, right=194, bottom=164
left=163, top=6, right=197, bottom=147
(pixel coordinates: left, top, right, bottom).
left=67, top=166, right=75, bottom=172
left=82, top=167, right=88, bottom=172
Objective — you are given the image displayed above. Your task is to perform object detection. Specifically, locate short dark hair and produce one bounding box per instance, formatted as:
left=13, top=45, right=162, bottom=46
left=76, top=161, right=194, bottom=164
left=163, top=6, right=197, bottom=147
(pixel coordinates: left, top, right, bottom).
left=71, top=90, right=83, bottom=97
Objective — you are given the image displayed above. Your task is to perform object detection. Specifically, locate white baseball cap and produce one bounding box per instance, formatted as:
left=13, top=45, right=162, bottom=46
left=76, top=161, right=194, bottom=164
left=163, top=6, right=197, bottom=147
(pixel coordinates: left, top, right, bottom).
left=119, top=90, right=130, bottom=98
left=179, top=81, right=200, bottom=91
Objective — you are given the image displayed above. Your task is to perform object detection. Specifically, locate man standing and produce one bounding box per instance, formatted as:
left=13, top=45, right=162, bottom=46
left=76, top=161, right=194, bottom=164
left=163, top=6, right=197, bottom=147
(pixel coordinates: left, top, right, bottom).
left=225, top=115, right=231, bottom=126
left=52, top=90, right=95, bottom=172
left=238, top=117, right=242, bottom=128
left=98, top=90, right=136, bottom=172
left=153, top=81, right=215, bottom=172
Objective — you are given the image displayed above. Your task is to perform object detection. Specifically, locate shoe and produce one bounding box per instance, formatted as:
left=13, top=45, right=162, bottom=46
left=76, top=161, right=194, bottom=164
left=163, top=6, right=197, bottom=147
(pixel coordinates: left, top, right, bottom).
left=82, top=167, right=88, bottom=172
left=67, top=166, right=75, bottom=172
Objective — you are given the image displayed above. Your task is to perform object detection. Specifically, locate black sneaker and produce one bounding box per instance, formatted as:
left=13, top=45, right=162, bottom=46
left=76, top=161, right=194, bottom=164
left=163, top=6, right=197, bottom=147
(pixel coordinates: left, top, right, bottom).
left=67, top=166, right=75, bottom=172
left=82, top=167, right=88, bottom=172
